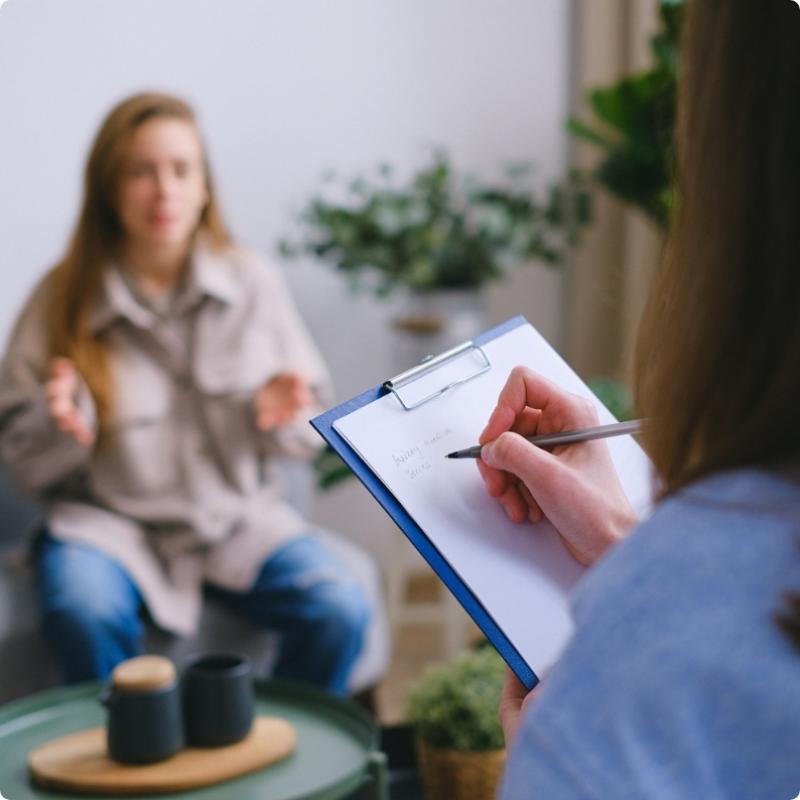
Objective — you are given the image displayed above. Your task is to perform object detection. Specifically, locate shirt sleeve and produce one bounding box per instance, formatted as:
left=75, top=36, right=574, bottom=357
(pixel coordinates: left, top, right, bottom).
left=0, top=277, right=96, bottom=494
left=247, top=256, right=333, bottom=460
left=496, top=528, right=667, bottom=799
left=499, top=715, right=603, bottom=800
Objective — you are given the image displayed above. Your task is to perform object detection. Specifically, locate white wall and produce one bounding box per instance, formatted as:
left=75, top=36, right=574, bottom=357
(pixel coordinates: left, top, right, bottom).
left=0, top=0, right=571, bottom=558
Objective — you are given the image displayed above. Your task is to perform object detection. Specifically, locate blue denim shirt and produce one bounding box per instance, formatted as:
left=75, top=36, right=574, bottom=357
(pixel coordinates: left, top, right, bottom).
left=500, top=467, right=800, bottom=800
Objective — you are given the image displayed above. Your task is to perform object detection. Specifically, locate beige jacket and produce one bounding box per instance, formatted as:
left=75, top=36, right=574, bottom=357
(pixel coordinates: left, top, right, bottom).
left=0, top=243, right=331, bottom=635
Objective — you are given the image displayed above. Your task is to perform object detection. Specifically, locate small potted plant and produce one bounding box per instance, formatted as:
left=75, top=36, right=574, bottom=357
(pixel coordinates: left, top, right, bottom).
left=407, top=646, right=507, bottom=800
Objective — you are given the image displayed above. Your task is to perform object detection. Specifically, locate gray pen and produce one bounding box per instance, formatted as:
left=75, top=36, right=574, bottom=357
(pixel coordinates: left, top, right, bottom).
left=445, top=419, right=644, bottom=459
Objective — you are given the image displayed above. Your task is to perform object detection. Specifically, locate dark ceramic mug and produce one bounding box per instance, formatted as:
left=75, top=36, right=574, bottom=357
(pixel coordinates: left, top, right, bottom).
left=100, top=656, right=184, bottom=764
left=182, top=653, right=254, bottom=747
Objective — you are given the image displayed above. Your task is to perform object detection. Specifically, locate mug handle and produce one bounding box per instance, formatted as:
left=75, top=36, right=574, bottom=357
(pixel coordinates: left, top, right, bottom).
left=98, top=685, right=115, bottom=709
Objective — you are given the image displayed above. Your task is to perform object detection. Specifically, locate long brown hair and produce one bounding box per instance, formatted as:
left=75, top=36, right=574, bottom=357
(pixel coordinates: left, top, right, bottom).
left=635, top=2, right=800, bottom=492
left=47, top=92, right=232, bottom=425
left=634, top=2, right=800, bottom=638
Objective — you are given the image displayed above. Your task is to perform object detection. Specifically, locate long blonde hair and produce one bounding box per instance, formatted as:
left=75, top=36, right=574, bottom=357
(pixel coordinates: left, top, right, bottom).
left=47, top=92, right=232, bottom=425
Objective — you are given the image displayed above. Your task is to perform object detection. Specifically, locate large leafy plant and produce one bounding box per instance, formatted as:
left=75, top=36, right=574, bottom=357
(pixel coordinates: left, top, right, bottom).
left=568, top=0, right=684, bottom=229
left=280, top=153, right=589, bottom=296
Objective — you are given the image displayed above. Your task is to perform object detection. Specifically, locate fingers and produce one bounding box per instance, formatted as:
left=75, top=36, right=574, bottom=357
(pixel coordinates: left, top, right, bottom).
left=481, top=367, right=598, bottom=445
left=46, top=367, right=76, bottom=401
left=511, top=407, right=541, bottom=437
left=290, top=376, right=314, bottom=409
left=500, top=667, right=529, bottom=706
left=254, top=373, right=314, bottom=431
left=499, top=479, right=529, bottom=524
left=477, top=459, right=540, bottom=524
left=67, top=414, right=96, bottom=446
left=481, top=431, right=552, bottom=480
left=46, top=359, right=93, bottom=445
left=476, top=458, right=508, bottom=498
left=498, top=667, right=538, bottom=749
left=46, top=386, right=75, bottom=420
left=262, top=374, right=313, bottom=411
left=256, top=412, right=279, bottom=430
left=480, top=402, right=517, bottom=445
left=481, top=431, right=566, bottom=517
left=516, top=480, right=544, bottom=523
left=255, top=405, right=295, bottom=431
left=52, top=405, right=95, bottom=446
left=49, top=357, right=76, bottom=379
left=477, top=368, right=607, bottom=531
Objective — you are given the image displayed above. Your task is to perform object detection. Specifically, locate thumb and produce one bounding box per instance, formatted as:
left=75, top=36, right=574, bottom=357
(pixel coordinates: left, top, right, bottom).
left=50, top=358, right=72, bottom=378
left=481, top=432, right=564, bottom=504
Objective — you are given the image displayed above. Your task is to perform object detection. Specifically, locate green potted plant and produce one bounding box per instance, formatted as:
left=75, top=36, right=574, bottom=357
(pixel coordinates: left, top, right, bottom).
left=406, top=646, right=506, bottom=800
left=280, top=152, right=588, bottom=294
left=568, top=0, right=684, bottom=230
left=279, top=151, right=589, bottom=333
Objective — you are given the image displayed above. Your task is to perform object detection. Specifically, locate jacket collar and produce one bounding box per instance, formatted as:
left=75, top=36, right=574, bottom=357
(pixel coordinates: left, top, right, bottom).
left=89, top=239, right=238, bottom=333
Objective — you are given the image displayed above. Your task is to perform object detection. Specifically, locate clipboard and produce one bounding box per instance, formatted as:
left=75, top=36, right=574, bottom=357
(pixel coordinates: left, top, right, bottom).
left=311, top=315, right=651, bottom=689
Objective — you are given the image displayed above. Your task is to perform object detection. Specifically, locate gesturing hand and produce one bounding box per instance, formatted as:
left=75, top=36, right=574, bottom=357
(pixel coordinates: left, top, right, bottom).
left=45, top=358, right=95, bottom=447
left=254, top=373, right=313, bottom=431
left=477, top=366, right=638, bottom=566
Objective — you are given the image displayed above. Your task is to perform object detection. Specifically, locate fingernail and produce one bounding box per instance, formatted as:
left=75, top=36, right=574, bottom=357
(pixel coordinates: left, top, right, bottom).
left=481, top=442, right=496, bottom=465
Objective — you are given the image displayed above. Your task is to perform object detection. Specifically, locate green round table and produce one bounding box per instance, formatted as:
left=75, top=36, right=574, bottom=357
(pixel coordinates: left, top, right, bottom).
left=0, top=680, right=387, bottom=800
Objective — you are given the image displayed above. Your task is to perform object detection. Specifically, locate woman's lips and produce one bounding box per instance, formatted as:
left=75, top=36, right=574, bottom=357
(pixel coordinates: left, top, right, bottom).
left=150, top=213, right=178, bottom=227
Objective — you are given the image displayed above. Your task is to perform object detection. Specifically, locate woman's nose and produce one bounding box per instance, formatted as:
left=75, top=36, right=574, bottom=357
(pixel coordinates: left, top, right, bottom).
left=154, top=169, right=177, bottom=197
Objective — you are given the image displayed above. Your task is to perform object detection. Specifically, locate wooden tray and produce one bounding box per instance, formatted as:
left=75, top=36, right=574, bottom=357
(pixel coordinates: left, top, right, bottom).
left=0, top=680, right=381, bottom=800
left=29, top=716, right=296, bottom=795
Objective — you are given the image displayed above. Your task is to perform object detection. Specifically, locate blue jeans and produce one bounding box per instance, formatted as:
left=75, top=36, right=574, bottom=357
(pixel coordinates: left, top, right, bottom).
left=35, top=533, right=370, bottom=695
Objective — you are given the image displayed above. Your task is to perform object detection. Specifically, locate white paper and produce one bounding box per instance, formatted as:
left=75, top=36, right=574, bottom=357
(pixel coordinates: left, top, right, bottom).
left=334, top=323, right=654, bottom=675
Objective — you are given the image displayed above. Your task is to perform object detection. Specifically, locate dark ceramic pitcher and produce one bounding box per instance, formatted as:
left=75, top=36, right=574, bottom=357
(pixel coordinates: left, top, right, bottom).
left=100, top=655, right=184, bottom=764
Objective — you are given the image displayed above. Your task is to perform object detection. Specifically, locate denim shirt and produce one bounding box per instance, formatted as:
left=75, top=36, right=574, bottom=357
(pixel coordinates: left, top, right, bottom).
left=499, top=467, right=800, bottom=799
left=0, top=242, right=332, bottom=635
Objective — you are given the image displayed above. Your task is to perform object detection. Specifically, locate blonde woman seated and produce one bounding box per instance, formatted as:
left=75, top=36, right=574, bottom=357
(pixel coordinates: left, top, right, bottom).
left=0, top=92, right=369, bottom=694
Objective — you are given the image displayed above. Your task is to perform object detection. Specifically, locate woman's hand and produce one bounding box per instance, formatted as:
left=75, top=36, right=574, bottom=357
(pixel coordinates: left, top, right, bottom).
left=499, top=668, right=542, bottom=750
left=254, top=373, right=313, bottom=431
left=478, top=366, right=638, bottom=566
left=45, top=358, right=95, bottom=447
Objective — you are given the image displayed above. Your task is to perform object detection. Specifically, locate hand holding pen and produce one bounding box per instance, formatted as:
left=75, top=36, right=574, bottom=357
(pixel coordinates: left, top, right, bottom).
left=446, top=419, right=643, bottom=459
left=474, top=366, right=640, bottom=567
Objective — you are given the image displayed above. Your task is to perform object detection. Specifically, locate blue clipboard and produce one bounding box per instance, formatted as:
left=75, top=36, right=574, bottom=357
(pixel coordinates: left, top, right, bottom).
left=311, top=315, right=538, bottom=689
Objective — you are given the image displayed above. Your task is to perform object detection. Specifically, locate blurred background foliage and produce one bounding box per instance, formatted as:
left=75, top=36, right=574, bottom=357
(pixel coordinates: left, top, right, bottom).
left=568, top=0, right=683, bottom=228
left=280, top=153, right=590, bottom=296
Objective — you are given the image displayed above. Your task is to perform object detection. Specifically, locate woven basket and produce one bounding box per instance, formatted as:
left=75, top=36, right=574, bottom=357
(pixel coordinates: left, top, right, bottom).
left=415, top=738, right=506, bottom=800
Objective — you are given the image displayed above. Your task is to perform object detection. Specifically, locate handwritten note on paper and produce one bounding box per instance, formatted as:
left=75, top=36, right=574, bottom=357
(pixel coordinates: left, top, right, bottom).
left=390, top=428, right=454, bottom=480
left=334, top=323, right=653, bottom=676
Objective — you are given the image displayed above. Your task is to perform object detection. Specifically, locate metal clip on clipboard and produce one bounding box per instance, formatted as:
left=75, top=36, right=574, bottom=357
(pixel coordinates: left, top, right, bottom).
left=382, top=340, right=491, bottom=411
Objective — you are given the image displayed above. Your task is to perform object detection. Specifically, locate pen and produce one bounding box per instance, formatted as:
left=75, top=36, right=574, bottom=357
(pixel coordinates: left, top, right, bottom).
left=445, top=419, right=645, bottom=459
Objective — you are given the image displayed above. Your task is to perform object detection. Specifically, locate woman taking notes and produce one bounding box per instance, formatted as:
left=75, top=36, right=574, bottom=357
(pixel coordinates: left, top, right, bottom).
left=481, top=3, right=800, bottom=797
left=0, top=93, right=369, bottom=694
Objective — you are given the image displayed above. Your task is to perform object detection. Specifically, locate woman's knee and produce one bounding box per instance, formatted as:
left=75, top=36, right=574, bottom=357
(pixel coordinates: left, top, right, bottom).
left=41, top=601, right=131, bottom=645
left=313, top=581, right=371, bottom=645
left=36, top=537, right=142, bottom=640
